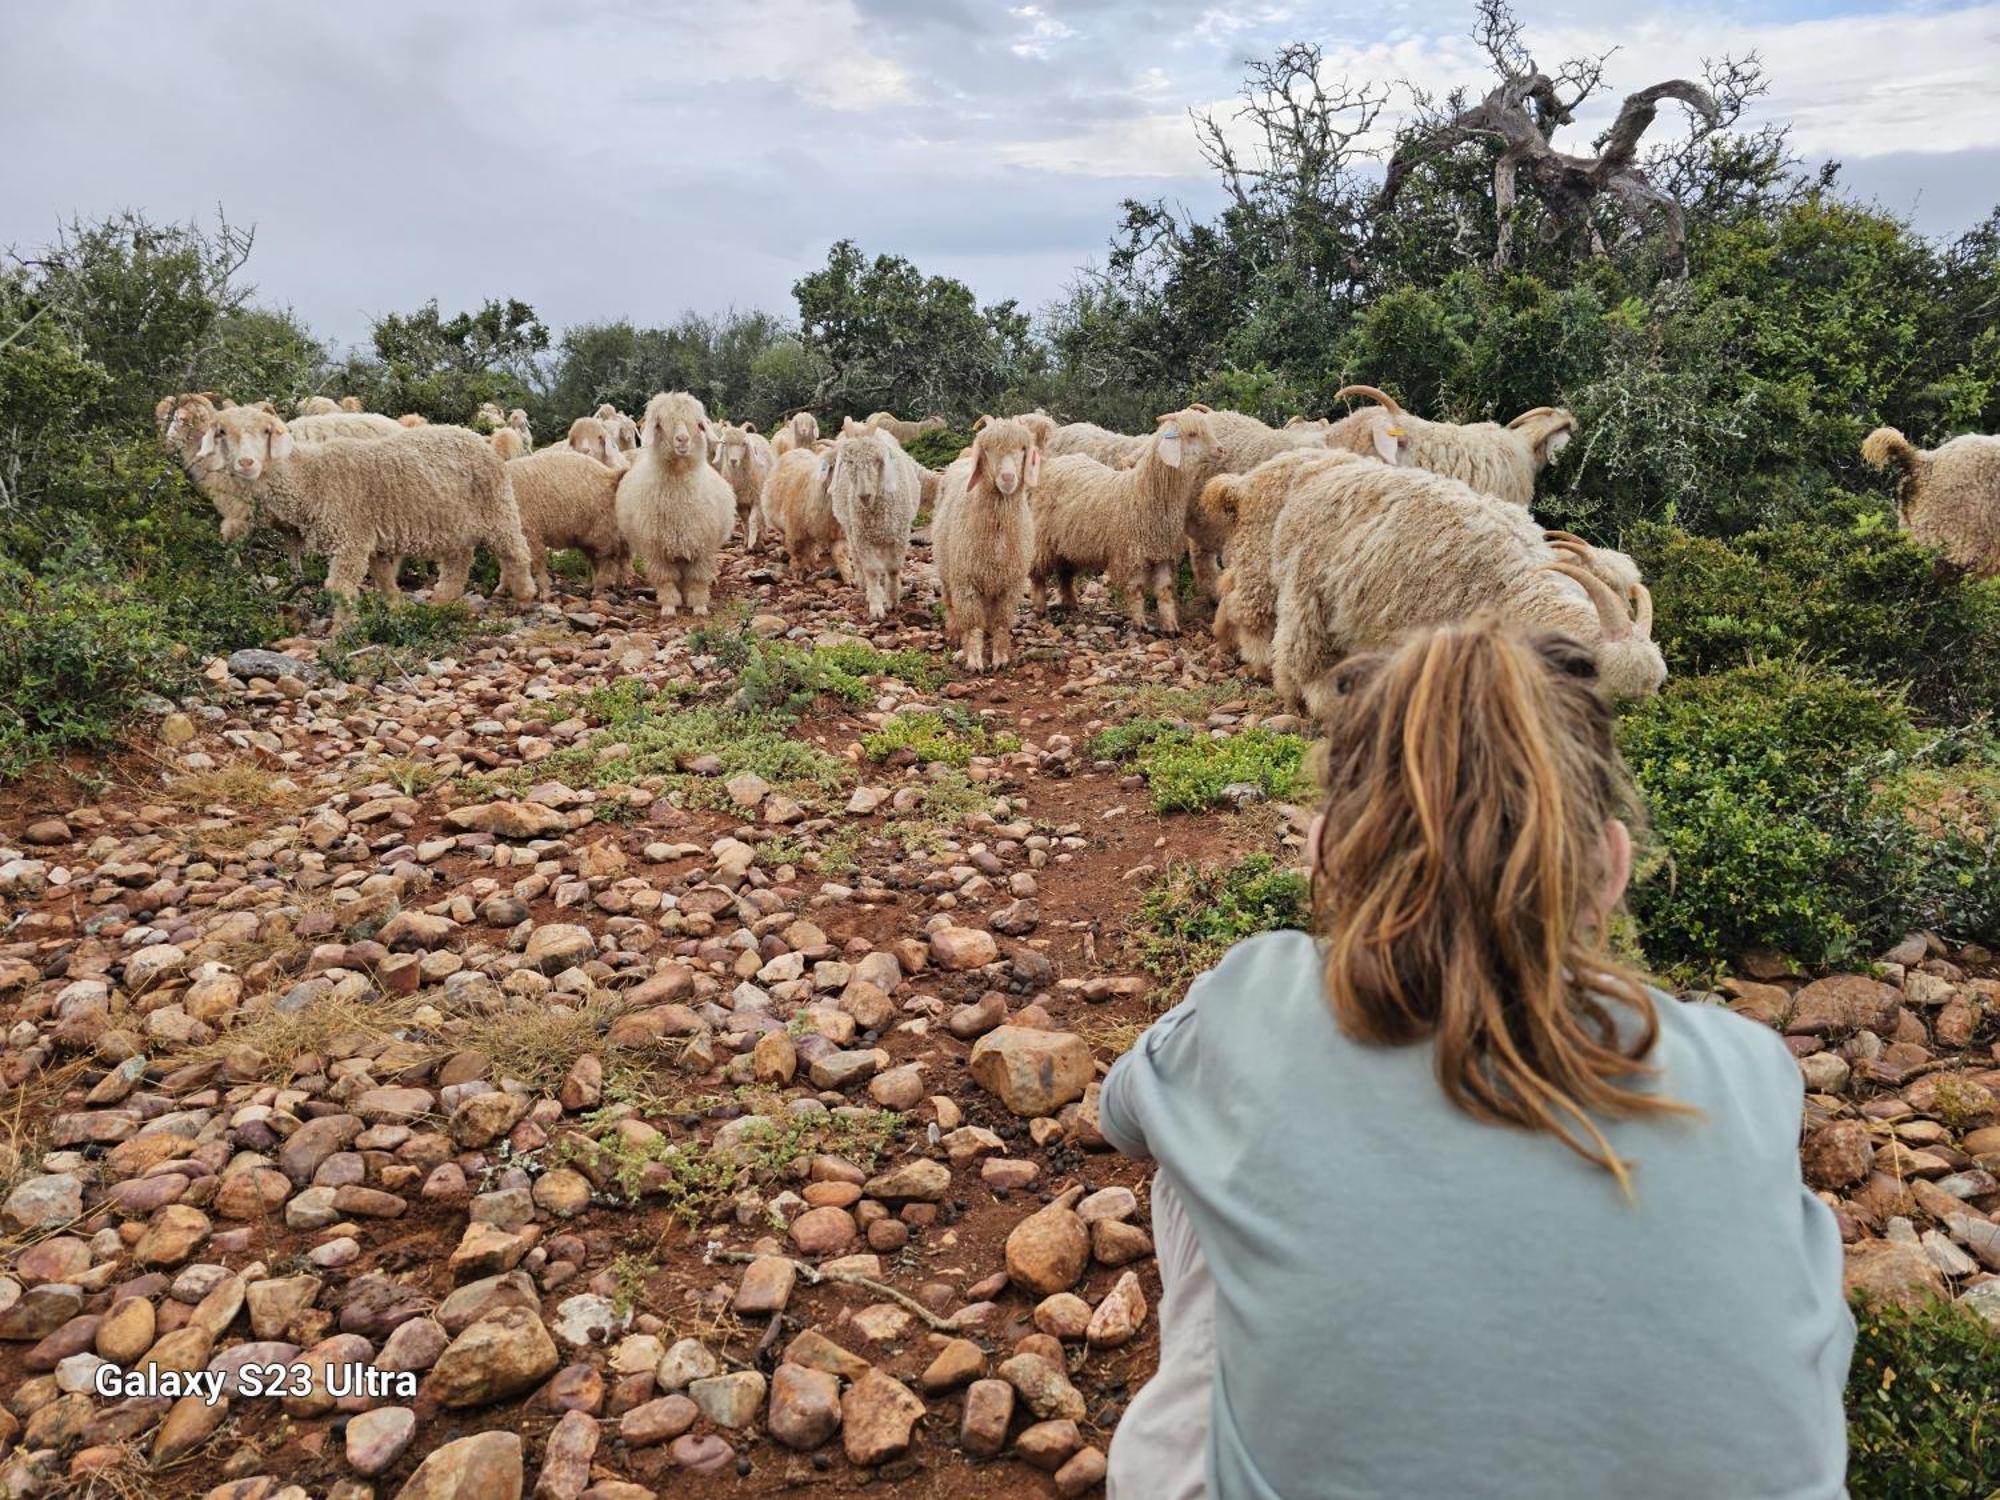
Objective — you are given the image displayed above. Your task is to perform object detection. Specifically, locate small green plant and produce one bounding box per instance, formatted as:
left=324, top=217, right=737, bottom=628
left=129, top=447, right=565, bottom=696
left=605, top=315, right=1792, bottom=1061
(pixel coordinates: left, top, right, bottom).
left=317, top=597, right=498, bottom=681
left=1086, top=715, right=1188, bottom=763
left=1135, top=728, right=1311, bottom=813
left=862, top=709, right=1018, bottom=766
left=729, top=637, right=951, bottom=719
left=1845, top=1295, right=2000, bottom=1498
left=605, top=1249, right=656, bottom=1316
left=1137, top=853, right=1310, bottom=987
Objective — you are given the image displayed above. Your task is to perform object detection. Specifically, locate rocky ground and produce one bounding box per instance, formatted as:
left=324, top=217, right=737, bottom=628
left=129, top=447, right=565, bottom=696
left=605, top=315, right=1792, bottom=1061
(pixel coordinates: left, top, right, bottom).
left=1, top=540, right=1996, bottom=1500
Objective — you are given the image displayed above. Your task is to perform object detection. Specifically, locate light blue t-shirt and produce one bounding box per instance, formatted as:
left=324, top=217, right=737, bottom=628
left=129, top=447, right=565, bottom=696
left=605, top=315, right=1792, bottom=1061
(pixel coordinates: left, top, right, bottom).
left=1101, top=929, right=1853, bottom=1500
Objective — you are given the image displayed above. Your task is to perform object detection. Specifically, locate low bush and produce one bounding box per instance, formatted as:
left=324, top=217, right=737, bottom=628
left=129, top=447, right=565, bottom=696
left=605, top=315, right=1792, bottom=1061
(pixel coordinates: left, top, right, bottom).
left=1136, top=728, right=1310, bottom=814
left=1846, top=1295, right=2000, bottom=1498
left=0, top=561, right=189, bottom=777
left=1136, top=854, right=1310, bottom=986
left=1619, top=658, right=1998, bottom=974
left=862, top=709, right=1017, bottom=766
left=719, top=633, right=950, bottom=718
left=903, top=425, right=975, bottom=469
left=1629, top=518, right=2000, bottom=724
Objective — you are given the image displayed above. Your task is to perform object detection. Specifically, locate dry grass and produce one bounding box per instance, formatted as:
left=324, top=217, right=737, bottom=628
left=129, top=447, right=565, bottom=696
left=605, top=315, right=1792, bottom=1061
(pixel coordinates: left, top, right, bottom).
left=0, top=1056, right=91, bottom=1221
left=166, top=991, right=437, bottom=1082
left=150, top=758, right=315, bottom=814
left=1075, top=1015, right=1148, bottom=1060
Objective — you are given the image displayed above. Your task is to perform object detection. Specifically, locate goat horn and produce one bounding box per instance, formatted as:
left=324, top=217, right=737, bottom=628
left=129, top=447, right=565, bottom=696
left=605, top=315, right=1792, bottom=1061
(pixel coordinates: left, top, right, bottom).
left=1542, top=528, right=1589, bottom=547
left=1507, top=406, right=1558, bottom=429
left=1542, top=560, right=1631, bottom=641
left=1631, top=582, right=1653, bottom=639
left=1334, top=385, right=1404, bottom=415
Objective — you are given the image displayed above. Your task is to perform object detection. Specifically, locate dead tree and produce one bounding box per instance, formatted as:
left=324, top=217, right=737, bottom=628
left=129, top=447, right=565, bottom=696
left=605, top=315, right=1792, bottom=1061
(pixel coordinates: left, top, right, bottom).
left=1377, top=0, right=1719, bottom=269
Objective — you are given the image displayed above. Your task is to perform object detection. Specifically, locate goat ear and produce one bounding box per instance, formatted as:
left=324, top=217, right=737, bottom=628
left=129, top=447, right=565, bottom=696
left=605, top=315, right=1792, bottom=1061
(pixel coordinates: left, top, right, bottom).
left=268, top=424, right=294, bottom=463
left=1541, top=426, right=1573, bottom=461
left=742, top=421, right=757, bottom=434
left=1025, top=446, right=1041, bottom=488
left=195, top=426, right=216, bottom=458
left=1157, top=428, right=1183, bottom=469
left=968, top=450, right=985, bottom=489
left=1372, top=426, right=1404, bottom=466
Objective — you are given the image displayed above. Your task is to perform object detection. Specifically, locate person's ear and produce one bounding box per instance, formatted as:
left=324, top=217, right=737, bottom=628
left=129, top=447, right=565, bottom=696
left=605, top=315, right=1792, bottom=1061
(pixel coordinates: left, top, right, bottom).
left=1597, top=818, right=1632, bottom=922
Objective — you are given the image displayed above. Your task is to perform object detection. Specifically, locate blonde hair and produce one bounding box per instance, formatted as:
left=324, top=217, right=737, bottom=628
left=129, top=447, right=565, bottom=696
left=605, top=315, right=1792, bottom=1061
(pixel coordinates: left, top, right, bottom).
left=1310, top=620, right=1688, bottom=1191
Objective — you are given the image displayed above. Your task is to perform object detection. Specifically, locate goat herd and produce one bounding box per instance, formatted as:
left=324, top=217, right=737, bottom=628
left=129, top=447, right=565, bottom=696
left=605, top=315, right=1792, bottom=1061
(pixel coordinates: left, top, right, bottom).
left=155, top=385, right=1997, bottom=719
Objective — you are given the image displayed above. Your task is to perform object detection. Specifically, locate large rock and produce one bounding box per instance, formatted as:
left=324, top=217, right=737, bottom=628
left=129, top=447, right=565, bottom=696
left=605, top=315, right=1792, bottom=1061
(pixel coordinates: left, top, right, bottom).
left=524, top=925, right=596, bottom=974
left=394, top=1432, right=523, bottom=1500
left=998, top=1352, right=1087, bottom=1422
left=443, top=802, right=569, bottom=840
left=346, top=1406, right=417, bottom=1476
left=3, top=1174, right=83, bottom=1233
left=969, top=1027, right=1092, bottom=1117
left=1842, top=1239, right=1946, bottom=1309
left=862, top=1159, right=951, bottom=1203
left=928, top=926, right=998, bottom=971
left=1005, top=1188, right=1090, bottom=1295
left=688, top=1370, right=766, bottom=1429
left=841, top=1368, right=925, bottom=1466
left=428, top=1306, right=559, bottom=1407
left=1785, top=976, right=1901, bottom=1037
left=766, top=1363, right=842, bottom=1451
left=1801, top=1121, right=1874, bottom=1190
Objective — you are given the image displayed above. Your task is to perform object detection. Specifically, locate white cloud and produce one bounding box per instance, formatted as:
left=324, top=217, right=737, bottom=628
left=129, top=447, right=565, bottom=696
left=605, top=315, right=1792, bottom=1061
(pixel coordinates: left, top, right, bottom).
left=1011, top=4, right=1078, bottom=59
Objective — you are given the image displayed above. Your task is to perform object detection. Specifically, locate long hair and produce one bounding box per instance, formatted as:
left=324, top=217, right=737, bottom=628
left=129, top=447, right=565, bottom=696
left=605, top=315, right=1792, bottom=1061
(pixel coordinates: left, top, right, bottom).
left=1310, top=621, right=1689, bottom=1191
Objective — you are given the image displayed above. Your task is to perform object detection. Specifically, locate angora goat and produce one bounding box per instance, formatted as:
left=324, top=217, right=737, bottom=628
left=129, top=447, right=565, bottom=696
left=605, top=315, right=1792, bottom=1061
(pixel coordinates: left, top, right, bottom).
left=761, top=444, right=844, bottom=577
left=1199, top=449, right=1372, bottom=676
left=770, top=411, right=821, bottom=456
left=1325, top=386, right=1574, bottom=506
left=1029, top=408, right=1225, bottom=634
left=828, top=427, right=924, bottom=620
left=715, top=421, right=777, bottom=549
left=614, top=391, right=736, bottom=617
left=932, top=417, right=1041, bottom=671
left=1266, top=462, right=1663, bottom=721
left=510, top=446, right=627, bottom=596
left=1862, top=427, right=2000, bottom=577
left=186, top=405, right=534, bottom=618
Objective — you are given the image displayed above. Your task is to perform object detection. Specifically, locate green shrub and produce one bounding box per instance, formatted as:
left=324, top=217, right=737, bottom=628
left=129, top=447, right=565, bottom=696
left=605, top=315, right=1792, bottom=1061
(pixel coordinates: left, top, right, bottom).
left=1620, top=659, right=1926, bottom=973
left=1137, top=854, right=1310, bottom=986
left=1846, top=1295, right=2000, bottom=1498
left=1630, top=518, right=2000, bottom=724
left=904, top=426, right=975, bottom=469
left=1135, top=728, right=1310, bottom=814
left=0, top=562, right=188, bottom=778
left=861, top=709, right=1017, bottom=766
left=1086, top=716, right=1188, bottom=763
left=316, top=598, right=495, bottom=681
left=730, top=636, right=948, bottom=718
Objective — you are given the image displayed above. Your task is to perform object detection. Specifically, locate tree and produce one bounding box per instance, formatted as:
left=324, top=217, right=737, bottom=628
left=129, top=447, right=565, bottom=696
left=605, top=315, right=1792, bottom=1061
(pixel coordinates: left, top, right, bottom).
left=792, top=241, right=1033, bottom=420
left=338, top=297, right=547, bottom=423
left=1378, top=0, right=1721, bottom=269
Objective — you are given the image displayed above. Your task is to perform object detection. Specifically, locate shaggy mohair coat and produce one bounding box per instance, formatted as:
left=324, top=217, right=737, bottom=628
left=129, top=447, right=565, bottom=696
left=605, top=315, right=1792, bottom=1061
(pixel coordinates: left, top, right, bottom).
left=932, top=417, right=1041, bottom=671
left=1863, top=427, right=2000, bottom=577
left=1323, top=386, right=1574, bottom=506
left=614, top=391, right=736, bottom=617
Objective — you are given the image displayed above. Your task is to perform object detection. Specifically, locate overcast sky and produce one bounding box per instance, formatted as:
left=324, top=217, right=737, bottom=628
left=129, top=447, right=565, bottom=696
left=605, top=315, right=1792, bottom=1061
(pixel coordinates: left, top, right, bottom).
left=4, top=0, right=1996, bottom=350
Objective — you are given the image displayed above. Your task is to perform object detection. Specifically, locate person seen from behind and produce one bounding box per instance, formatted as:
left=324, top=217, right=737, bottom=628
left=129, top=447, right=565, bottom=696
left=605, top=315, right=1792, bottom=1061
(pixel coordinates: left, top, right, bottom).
left=1101, top=619, right=1853, bottom=1500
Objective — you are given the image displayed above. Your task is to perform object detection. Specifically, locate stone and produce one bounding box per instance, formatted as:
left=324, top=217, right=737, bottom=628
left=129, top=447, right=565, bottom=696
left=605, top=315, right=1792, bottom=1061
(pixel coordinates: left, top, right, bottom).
left=784, top=1328, right=872, bottom=1382
left=551, top=1293, right=628, bottom=1348
left=841, top=1367, right=925, bottom=1466
left=1016, top=1419, right=1083, bottom=1470
left=134, top=1205, right=211, bottom=1267
left=1842, top=1239, right=1947, bottom=1309
left=1786, top=976, right=1901, bottom=1036
left=998, top=1351, right=1087, bottom=1422
left=532, top=1409, right=598, bottom=1500
left=668, top=1435, right=733, bottom=1474
left=862, top=1158, right=951, bottom=1202
left=345, top=1406, right=416, bottom=1476
left=688, top=1370, right=766, bottom=1429
left=655, top=1338, right=718, bottom=1390
left=969, top=1027, right=1093, bottom=1117
left=751, top=1031, right=797, bottom=1085
left=1086, top=1272, right=1147, bottom=1347
left=525, top=924, right=597, bottom=974
left=732, top=1256, right=798, bottom=1316
left=790, top=1205, right=858, bottom=1256
left=960, top=1378, right=1015, bottom=1457
left=619, top=1395, right=697, bottom=1446
left=393, top=1432, right=523, bottom=1500
left=1006, top=1189, right=1090, bottom=1295
left=95, top=1296, right=157, bottom=1364
left=767, top=1362, right=842, bottom=1450
left=1034, top=1293, right=1092, bottom=1340
left=1801, top=1121, right=1874, bottom=1190
left=428, top=1306, right=560, bottom=1407
left=1055, top=1446, right=1109, bottom=1497
left=443, top=802, right=569, bottom=839
left=152, top=1392, right=229, bottom=1463
left=929, top=926, right=999, bottom=970
left=3, top=1174, right=83, bottom=1234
